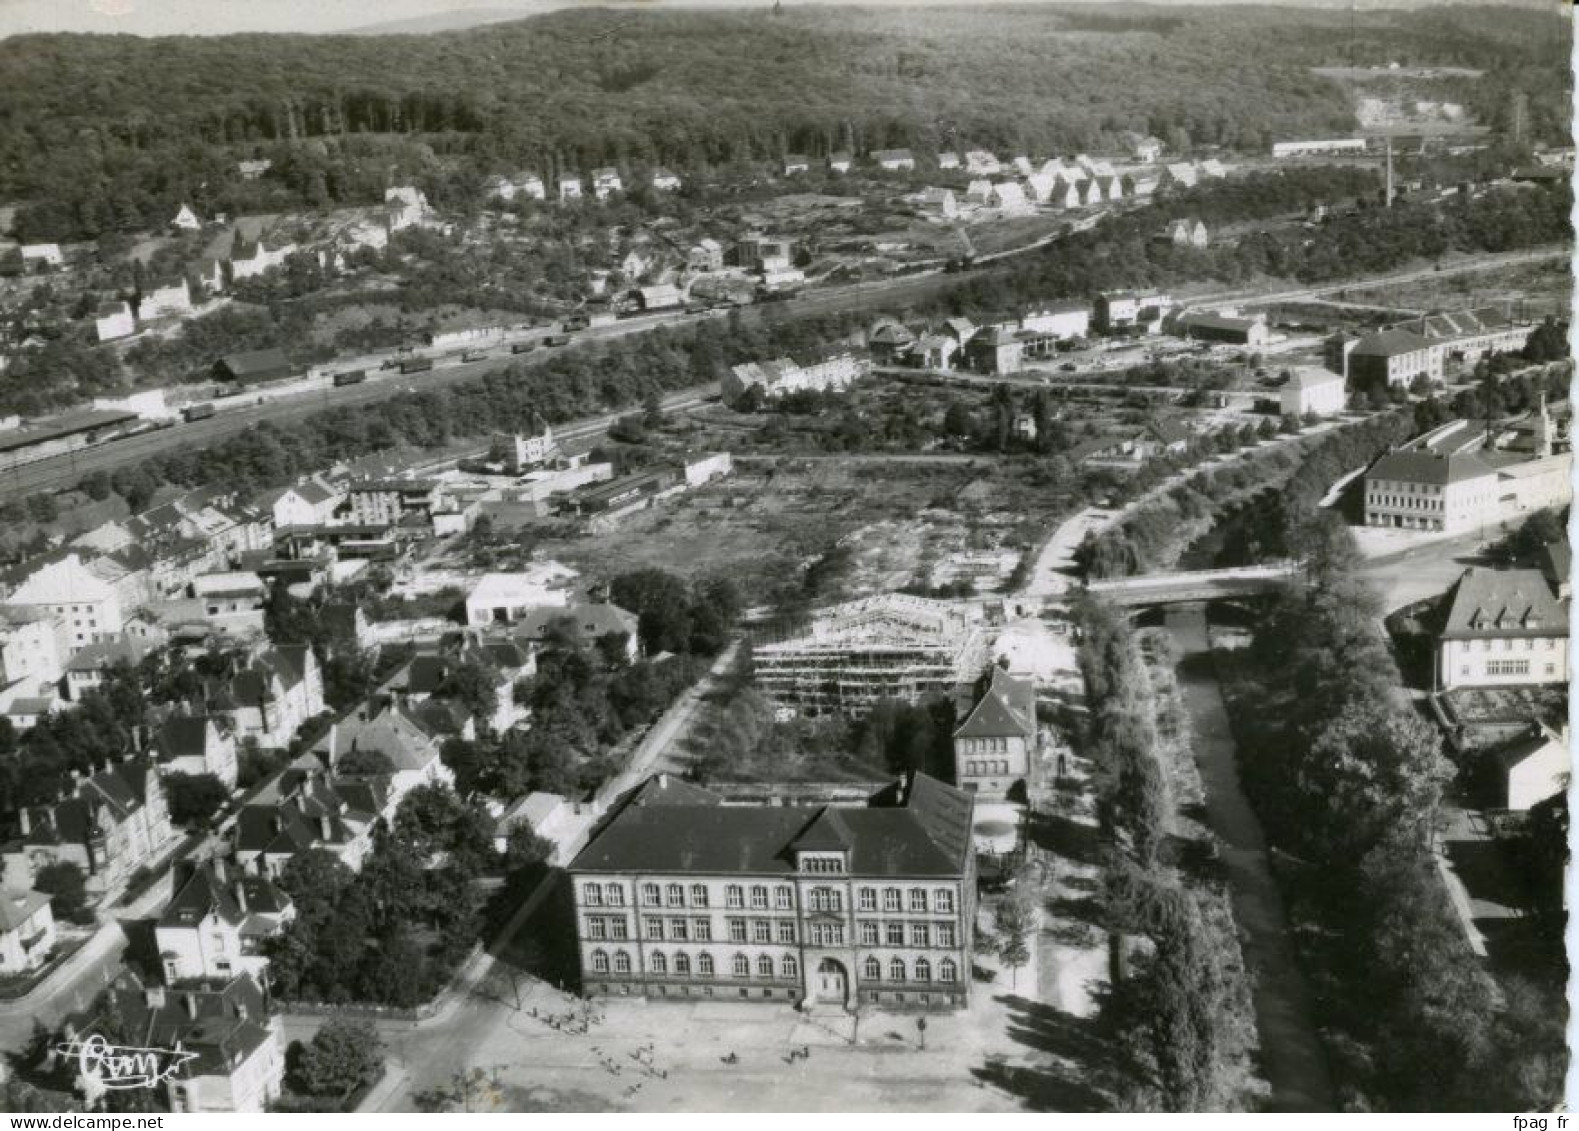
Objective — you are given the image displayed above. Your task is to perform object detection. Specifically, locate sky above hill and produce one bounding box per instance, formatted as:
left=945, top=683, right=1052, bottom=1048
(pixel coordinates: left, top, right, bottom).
left=0, top=0, right=1548, bottom=38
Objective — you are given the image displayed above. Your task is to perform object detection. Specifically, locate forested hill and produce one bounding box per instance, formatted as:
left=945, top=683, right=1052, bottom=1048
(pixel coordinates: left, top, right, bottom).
left=0, top=3, right=1568, bottom=241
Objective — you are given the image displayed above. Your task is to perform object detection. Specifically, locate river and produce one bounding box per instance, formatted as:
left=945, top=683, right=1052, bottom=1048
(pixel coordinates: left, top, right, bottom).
left=1163, top=604, right=1336, bottom=1112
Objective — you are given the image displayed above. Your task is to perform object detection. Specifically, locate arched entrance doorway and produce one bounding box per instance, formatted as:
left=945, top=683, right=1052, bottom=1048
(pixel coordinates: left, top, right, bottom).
left=814, top=958, right=848, bottom=1005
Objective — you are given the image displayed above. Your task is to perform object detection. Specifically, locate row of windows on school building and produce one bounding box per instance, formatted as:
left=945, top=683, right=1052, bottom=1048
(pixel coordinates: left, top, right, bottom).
left=579, top=880, right=958, bottom=915
left=582, top=950, right=966, bottom=1007
left=582, top=914, right=962, bottom=948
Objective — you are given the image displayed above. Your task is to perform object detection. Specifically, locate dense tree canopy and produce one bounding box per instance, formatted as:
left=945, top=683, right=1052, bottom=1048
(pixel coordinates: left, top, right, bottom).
left=0, top=4, right=1567, bottom=241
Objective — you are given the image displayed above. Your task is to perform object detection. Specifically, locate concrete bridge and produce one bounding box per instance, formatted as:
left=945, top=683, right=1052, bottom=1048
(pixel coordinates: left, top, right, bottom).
left=1083, top=562, right=1301, bottom=607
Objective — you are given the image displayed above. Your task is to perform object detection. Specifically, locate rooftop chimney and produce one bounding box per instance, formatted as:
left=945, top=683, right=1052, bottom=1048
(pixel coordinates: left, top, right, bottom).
left=233, top=881, right=248, bottom=913
left=211, top=856, right=226, bottom=884
left=318, top=815, right=332, bottom=841
left=17, top=810, right=28, bottom=837
left=182, top=992, right=198, bottom=1019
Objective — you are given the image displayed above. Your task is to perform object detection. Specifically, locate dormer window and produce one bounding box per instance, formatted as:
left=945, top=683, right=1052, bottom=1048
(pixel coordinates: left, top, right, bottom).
left=798, top=852, right=845, bottom=874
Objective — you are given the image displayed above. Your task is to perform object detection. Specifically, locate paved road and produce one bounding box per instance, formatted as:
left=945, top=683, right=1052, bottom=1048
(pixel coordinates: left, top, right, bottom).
left=1164, top=605, right=1336, bottom=1112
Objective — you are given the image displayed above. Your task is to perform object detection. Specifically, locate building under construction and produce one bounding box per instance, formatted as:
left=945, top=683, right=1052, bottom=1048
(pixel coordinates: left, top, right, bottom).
left=752, top=593, right=990, bottom=716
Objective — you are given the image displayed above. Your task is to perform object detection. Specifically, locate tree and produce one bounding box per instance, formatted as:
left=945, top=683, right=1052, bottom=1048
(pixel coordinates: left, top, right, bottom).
left=993, top=894, right=1035, bottom=989
left=503, top=824, right=554, bottom=873
left=164, top=772, right=230, bottom=826
left=34, top=861, right=88, bottom=922
left=292, top=1017, right=385, bottom=1103
left=942, top=400, right=973, bottom=438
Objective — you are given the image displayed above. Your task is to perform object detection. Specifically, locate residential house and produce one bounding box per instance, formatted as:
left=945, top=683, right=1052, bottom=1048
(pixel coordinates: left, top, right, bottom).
left=1280, top=367, right=1347, bottom=418
left=385, top=186, right=431, bottom=231
left=20, top=244, right=63, bottom=271
left=64, top=637, right=155, bottom=701
left=953, top=667, right=1039, bottom=799
left=0, top=890, right=55, bottom=974
left=828, top=153, right=853, bottom=174
left=201, top=644, right=324, bottom=749
left=964, top=150, right=1001, bottom=176
left=237, top=158, right=273, bottom=180
left=171, top=204, right=202, bottom=231
left=233, top=768, right=389, bottom=877
left=153, top=714, right=239, bottom=788
left=500, top=603, right=640, bottom=662
left=154, top=858, right=294, bottom=982
left=0, top=605, right=66, bottom=694
left=1011, top=155, right=1034, bottom=177
left=492, top=792, right=592, bottom=864
left=95, top=301, right=136, bottom=342
left=464, top=571, right=571, bottom=627
left=592, top=168, right=624, bottom=200
left=1198, top=158, right=1229, bottom=179
left=915, top=188, right=958, bottom=219
left=1436, top=567, right=1568, bottom=690
left=736, top=233, right=794, bottom=273
left=963, top=179, right=994, bottom=205
left=569, top=771, right=976, bottom=1011
left=63, top=969, right=284, bottom=1113
left=723, top=348, right=871, bottom=408
left=967, top=325, right=1024, bottom=375
left=688, top=238, right=725, bottom=273
left=1161, top=163, right=1199, bottom=189
left=873, top=149, right=916, bottom=172
left=783, top=155, right=811, bottom=176
left=1045, top=177, right=1082, bottom=210
left=558, top=173, right=583, bottom=201
left=867, top=320, right=916, bottom=365
left=987, top=182, right=1029, bottom=213
left=651, top=169, right=682, bottom=192
left=1494, top=722, right=1570, bottom=810
left=908, top=333, right=959, bottom=371
left=256, top=478, right=343, bottom=529
left=1024, top=172, right=1057, bottom=205
left=190, top=258, right=226, bottom=298
left=377, top=647, right=519, bottom=734
left=1095, top=290, right=1172, bottom=334
left=138, top=278, right=193, bottom=320
left=1159, top=218, right=1209, bottom=249
left=485, top=172, right=546, bottom=201
left=936, top=152, right=961, bottom=171
left=4, top=552, right=125, bottom=648
left=1129, top=134, right=1164, bottom=163
left=2, top=762, right=172, bottom=896
left=312, top=701, right=456, bottom=801
left=1540, top=539, right=1571, bottom=600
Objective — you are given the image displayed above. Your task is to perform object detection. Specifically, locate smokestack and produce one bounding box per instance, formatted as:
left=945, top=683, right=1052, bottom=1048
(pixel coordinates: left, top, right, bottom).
left=1385, top=138, right=1395, bottom=209
left=17, top=810, right=28, bottom=837
left=318, top=815, right=332, bottom=841
left=183, top=992, right=198, bottom=1019
left=233, top=881, right=248, bottom=913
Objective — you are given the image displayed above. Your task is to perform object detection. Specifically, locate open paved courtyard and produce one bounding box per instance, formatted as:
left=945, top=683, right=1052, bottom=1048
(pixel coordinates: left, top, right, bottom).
left=371, top=970, right=1055, bottom=1112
